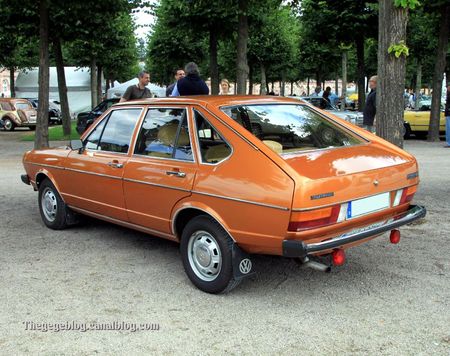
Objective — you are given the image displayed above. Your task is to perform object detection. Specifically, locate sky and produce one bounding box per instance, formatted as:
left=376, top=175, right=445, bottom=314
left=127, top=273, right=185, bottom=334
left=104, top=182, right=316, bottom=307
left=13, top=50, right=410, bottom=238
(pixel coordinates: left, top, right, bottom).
left=133, top=5, right=155, bottom=40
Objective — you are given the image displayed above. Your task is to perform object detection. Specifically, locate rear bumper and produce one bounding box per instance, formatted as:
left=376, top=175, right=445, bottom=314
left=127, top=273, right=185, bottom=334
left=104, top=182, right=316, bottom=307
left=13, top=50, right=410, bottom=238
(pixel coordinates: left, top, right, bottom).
left=282, top=205, right=426, bottom=258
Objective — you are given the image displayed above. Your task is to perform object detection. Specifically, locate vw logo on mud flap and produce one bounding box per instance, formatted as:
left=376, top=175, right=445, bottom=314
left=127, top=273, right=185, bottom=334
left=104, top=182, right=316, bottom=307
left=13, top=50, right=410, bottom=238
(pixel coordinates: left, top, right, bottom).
left=239, top=258, right=252, bottom=274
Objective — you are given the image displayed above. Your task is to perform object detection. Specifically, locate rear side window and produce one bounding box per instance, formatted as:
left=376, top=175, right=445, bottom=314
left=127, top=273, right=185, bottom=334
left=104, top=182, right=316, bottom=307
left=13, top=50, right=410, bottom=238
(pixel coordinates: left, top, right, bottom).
left=84, top=108, right=141, bottom=153
left=194, top=110, right=232, bottom=164
left=134, top=108, right=193, bottom=161
left=221, top=104, right=362, bottom=154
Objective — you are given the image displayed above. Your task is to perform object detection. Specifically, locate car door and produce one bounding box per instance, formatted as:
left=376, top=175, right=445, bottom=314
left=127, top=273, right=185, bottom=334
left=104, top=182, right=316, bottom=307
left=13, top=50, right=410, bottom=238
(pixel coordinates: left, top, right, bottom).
left=123, top=106, right=197, bottom=235
left=60, top=107, right=143, bottom=221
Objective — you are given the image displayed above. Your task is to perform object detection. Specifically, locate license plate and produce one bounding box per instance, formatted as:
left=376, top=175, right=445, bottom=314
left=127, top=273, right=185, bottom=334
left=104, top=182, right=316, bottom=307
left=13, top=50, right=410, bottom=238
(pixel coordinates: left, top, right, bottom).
left=29, top=116, right=37, bottom=123
left=347, top=192, right=390, bottom=219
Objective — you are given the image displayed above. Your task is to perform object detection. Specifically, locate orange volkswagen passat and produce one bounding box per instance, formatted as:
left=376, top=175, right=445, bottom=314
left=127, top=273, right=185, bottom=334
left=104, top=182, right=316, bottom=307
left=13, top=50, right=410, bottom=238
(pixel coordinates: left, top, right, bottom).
left=21, top=96, right=426, bottom=293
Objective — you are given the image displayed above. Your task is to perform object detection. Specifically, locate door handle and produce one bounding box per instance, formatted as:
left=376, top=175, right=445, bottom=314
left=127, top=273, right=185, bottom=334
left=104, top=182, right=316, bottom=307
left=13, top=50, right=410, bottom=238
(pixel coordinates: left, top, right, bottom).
left=107, top=160, right=123, bottom=169
left=166, top=170, right=186, bottom=178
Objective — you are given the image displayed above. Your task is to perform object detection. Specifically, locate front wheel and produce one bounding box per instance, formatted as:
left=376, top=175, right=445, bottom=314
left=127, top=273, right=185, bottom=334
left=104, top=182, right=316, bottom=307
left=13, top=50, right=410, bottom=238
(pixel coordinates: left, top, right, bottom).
left=38, top=179, right=68, bottom=229
left=3, top=118, right=15, bottom=131
left=180, top=216, right=240, bottom=294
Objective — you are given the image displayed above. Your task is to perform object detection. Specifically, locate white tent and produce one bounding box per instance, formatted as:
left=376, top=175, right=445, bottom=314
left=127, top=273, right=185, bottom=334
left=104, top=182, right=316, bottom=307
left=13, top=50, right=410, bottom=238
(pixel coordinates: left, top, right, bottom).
left=107, top=78, right=166, bottom=99
left=15, top=67, right=98, bottom=115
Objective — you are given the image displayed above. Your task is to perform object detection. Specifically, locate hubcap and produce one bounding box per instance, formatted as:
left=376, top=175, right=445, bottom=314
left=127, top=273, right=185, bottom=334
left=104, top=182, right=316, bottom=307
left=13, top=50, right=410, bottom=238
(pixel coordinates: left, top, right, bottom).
left=41, top=187, right=57, bottom=222
left=4, top=119, right=12, bottom=130
left=187, top=231, right=222, bottom=281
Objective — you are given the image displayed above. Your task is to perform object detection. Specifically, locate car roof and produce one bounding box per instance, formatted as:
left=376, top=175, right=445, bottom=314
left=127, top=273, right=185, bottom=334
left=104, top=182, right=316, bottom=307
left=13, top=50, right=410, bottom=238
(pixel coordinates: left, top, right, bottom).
left=114, top=95, right=307, bottom=108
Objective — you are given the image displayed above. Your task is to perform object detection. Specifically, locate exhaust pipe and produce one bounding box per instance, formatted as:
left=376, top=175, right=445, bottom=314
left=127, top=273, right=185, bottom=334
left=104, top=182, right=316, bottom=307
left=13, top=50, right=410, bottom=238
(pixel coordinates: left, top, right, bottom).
left=302, top=257, right=331, bottom=273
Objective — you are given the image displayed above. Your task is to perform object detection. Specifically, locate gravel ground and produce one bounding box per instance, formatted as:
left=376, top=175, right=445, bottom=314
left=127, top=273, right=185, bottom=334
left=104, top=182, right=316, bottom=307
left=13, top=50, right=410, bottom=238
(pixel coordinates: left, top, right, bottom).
left=0, top=130, right=449, bottom=355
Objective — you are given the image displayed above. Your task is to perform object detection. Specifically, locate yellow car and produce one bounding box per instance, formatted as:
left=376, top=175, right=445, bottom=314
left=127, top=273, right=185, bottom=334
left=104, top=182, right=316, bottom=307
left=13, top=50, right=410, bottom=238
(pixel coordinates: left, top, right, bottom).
left=403, top=108, right=445, bottom=139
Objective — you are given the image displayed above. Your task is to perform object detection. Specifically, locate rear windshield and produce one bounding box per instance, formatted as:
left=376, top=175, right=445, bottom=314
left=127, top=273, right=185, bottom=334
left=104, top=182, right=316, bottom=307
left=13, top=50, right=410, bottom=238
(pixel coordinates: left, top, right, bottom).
left=221, top=104, right=363, bottom=154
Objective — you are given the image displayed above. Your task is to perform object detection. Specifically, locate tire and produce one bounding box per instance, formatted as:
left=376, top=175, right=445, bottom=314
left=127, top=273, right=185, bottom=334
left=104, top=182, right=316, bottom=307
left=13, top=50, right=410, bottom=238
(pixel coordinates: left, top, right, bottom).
left=38, top=179, right=68, bottom=230
left=403, top=123, right=411, bottom=139
left=414, top=131, right=427, bottom=139
left=3, top=118, right=15, bottom=131
left=180, top=215, right=240, bottom=294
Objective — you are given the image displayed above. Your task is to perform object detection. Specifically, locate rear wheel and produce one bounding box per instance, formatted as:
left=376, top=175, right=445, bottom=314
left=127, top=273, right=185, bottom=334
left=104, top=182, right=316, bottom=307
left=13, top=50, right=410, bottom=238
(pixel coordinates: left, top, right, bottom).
left=180, top=215, right=240, bottom=294
left=3, top=118, right=14, bottom=131
left=403, top=123, right=411, bottom=139
left=38, top=179, right=68, bottom=229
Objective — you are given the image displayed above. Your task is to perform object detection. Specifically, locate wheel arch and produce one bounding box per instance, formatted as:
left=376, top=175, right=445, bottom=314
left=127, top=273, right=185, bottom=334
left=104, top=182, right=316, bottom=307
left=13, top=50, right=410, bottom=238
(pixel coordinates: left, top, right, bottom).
left=171, top=203, right=235, bottom=242
left=35, top=170, right=64, bottom=201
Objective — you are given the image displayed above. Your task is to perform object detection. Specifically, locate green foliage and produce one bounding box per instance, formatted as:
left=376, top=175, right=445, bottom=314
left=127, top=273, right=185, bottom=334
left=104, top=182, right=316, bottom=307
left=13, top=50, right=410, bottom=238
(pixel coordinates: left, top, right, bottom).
left=388, top=41, right=409, bottom=58
left=394, top=0, right=420, bottom=10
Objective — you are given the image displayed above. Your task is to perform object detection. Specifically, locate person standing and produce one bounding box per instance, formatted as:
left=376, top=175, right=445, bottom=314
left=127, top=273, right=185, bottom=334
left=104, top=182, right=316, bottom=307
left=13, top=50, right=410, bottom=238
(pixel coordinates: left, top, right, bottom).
left=219, top=79, right=231, bottom=95
left=363, top=75, right=377, bottom=132
left=120, top=71, right=152, bottom=102
left=311, top=86, right=322, bottom=97
left=445, top=84, right=450, bottom=146
left=171, top=62, right=209, bottom=96
left=166, top=68, right=185, bottom=97
left=322, top=86, right=332, bottom=103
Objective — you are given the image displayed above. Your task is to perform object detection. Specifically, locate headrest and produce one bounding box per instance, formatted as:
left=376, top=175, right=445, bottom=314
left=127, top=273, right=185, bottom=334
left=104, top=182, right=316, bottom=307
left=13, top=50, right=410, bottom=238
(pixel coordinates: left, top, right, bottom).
left=157, top=122, right=190, bottom=146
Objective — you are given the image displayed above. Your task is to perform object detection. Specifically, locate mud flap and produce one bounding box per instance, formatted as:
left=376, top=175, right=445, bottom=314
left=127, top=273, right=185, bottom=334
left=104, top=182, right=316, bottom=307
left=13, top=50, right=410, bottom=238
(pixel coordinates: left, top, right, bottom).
left=232, top=243, right=255, bottom=280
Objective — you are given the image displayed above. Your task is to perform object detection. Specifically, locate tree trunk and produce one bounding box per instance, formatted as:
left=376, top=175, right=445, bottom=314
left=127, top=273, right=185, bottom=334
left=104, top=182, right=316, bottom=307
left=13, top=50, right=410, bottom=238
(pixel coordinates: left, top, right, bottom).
left=280, top=73, right=285, bottom=96
left=335, top=78, right=339, bottom=96
left=376, top=0, right=409, bottom=148
left=415, top=62, right=422, bottom=111
left=307, top=77, right=310, bottom=95
left=248, top=64, right=253, bottom=95
left=35, top=0, right=50, bottom=149
left=9, top=67, right=15, bottom=98
left=260, top=63, right=266, bottom=95
left=97, top=65, right=103, bottom=104
left=341, top=51, right=347, bottom=110
left=428, top=4, right=449, bottom=142
left=90, top=57, right=98, bottom=109
left=315, top=73, right=321, bottom=89
left=53, top=37, right=71, bottom=136
left=290, top=82, right=294, bottom=96
left=236, top=0, right=249, bottom=94
left=271, top=82, right=274, bottom=91
left=209, top=29, right=219, bottom=95
left=356, top=36, right=365, bottom=111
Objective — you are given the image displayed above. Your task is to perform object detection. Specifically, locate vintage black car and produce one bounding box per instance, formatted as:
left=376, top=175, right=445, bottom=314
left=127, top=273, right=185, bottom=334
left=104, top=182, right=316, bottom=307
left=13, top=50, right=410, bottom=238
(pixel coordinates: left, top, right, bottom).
left=76, top=98, right=120, bottom=134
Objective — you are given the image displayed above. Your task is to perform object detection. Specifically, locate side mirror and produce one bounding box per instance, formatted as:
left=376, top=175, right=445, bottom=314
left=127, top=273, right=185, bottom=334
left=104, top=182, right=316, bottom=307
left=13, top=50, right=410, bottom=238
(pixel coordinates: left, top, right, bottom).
left=70, top=139, right=84, bottom=153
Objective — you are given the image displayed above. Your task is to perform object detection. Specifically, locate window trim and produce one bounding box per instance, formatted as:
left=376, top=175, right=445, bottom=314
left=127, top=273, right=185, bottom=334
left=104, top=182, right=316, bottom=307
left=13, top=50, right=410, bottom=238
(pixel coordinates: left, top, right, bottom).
left=131, top=106, right=196, bottom=164
left=83, top=107, right=143, bottom=154
left=192, top=108, right=233, bottom=166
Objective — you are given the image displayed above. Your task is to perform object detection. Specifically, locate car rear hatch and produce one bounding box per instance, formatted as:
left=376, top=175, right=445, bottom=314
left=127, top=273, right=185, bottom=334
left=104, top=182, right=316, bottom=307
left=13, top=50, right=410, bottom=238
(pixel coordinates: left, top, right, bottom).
left=283, top=141, right=419, bottom=239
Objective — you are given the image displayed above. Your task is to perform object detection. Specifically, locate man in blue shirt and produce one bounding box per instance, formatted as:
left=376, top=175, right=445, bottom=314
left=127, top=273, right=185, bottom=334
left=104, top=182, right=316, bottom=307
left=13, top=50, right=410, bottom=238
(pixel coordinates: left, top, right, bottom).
left=171, top=62, right=209, bottom=96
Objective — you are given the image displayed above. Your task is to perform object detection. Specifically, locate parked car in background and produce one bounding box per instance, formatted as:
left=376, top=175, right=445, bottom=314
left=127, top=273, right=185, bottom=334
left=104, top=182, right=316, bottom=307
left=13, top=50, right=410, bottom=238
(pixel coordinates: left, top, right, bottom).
left=22, top=96, right=426, bottom=293
left=292, top=96, right=364, bottom=126
left=0, top=98, right=37, bottom=131
left=76, top=98, right=120, bottom=134
left=403, top=102, right=445, bottom=139
left=26, top=98, right=62, bottom=125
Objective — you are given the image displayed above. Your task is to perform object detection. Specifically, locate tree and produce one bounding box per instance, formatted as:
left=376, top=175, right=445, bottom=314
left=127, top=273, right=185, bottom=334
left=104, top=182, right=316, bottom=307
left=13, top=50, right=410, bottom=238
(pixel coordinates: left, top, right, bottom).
left=427, top=2, right=449, bottom=141
left=236, top=0, right=249, bottom=94
left=36, top=0, right=50, bottom=149
left=376, top=0, right=411, bottom=147
left=293, top=0, right=377, bottom=109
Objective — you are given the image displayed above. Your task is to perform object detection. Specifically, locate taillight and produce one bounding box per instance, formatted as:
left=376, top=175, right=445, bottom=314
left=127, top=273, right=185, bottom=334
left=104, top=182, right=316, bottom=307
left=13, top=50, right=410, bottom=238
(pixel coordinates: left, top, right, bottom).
left=399, top=185, right=417, bottom=204
left=288, top=205, right=341, bottom=231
